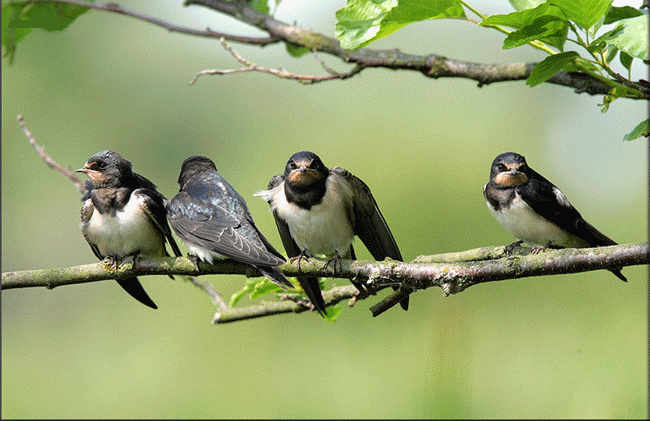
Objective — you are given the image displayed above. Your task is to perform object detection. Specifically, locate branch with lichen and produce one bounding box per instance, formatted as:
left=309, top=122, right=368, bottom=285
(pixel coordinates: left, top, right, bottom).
left=3, top=243, right=648, bottom=322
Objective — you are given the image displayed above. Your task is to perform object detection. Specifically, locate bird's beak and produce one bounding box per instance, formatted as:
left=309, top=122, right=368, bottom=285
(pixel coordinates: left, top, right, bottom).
left=76, top=167, right=87, bottom=173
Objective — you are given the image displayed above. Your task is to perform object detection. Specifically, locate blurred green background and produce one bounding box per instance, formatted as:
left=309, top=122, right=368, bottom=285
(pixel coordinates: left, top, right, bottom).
left=2, top=0, right=647, bottom=418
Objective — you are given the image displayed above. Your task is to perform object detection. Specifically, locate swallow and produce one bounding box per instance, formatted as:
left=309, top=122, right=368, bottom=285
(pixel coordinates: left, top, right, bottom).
left=166, top=156, right=293, bottom=290
left=256, top=151, right=409, bottom=316
left=77, top=150, right=183, bottom=309
left=484, top=151, right=626, bottom=282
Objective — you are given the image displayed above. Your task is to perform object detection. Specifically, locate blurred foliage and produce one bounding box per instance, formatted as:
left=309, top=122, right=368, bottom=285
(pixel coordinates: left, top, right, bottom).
left=1, top=0, right=648, bottom=418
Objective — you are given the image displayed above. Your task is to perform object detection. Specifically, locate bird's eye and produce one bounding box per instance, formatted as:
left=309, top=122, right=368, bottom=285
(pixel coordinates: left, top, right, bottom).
left=97, top=161, right=107, bottom=169
left=289, top=161, right=297, bottom=169
left=497, top=163, right=507, bottom=172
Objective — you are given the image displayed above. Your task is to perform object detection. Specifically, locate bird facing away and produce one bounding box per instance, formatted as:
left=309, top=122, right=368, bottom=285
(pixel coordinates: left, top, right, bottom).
left=256, top=151, right=409, bottom=316
left=483, top=151, right=626, bottom=282
left=77, top=150, right=183, bottom=309
left=166, top=155, right=293, bottom=290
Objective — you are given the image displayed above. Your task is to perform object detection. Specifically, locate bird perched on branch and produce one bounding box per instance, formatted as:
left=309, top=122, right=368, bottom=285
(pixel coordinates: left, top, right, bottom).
left=256, top=151, right=409, bottom=316
left=166, top=155, right=293, bottom=290
left=484, top=151, right=626, bottom=282
left=77, top=150, right=182, bottom=309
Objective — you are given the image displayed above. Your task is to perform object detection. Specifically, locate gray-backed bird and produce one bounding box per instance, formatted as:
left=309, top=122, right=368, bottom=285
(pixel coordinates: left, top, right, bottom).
left=256, top=151, right=409, bottom=315
left=484, top=151, right=626, bottom=282
left=166, top=156, right=293, bottom=290
left=77, top=150, right=183, bottom=309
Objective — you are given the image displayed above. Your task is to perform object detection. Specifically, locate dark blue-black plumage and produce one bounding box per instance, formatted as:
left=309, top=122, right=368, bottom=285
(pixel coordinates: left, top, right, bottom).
left=167, top=156, right=293, bottom=289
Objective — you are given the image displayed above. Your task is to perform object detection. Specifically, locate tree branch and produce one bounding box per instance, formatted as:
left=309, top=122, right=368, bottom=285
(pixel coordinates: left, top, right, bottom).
left=27, top=0, right=631, bottom=95
left=184, top=0, right=622, bottom=95
left=3, top=243, right=647, bottom=322
left=18, top=115, right=86, bottom=195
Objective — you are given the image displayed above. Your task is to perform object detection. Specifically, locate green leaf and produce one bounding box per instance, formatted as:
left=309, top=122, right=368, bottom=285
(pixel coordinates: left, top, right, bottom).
left=588, top=23, right=621, bottom=50
left=526, top=51, right=580, bottom=86
left=2, top=3, right=31, bottom=64
left=7, top=2, right=89, bottom=31
left=503, top=17, right=568, bottom=50
left=598, top=86, right=629, bottom=112
left=335, top=0, right=466, bottom=50
left=249, top=279, right=283, bottom=300
left=250, top=0, right=270, bottom=15
left=509, top=0, right=545, bottom=12
left=604, top=45, right=618, bottom=63
left=229, top=278, right=257, bottom=307
left=322, top=304, right=343, bottom=322
left=481, top=3, right=568, bottom=50
left=623, top=119, right=649, bottom=141
left=481, top=3, right=564, bottom=29
left=619, top=50, right=633, bottom=72
left=285, top=43, right=309, bottom=58
left=229, top=277, right=288, bottom=306
left=603, top=6, right=643, bottom=25
left=2, top=1, right=90, bottom=64
left=602, top=15, right=648, bottom=60
left=548, top=0, right=612, bottom=31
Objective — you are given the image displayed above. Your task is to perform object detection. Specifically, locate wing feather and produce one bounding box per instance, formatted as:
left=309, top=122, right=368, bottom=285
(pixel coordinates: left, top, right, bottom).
left=168, top=191, right=284, bottom=267
left=331, top=167, right=409, bottom=310
left=517, top=180, right=617, bottom=246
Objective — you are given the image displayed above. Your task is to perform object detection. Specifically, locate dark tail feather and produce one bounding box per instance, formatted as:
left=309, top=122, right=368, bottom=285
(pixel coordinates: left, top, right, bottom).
left=296, top=276, right=327, bottom=317
left=115, top=277, right=158, bottom=309
left=611, top=269, right=627, bottom=282
left=257, top=266, right=295, bottom=290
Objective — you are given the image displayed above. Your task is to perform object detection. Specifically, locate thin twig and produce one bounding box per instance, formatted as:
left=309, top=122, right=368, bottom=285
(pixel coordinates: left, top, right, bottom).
left=185, top=276, right=229, bottom=311
left=214, top=285, right=358, bottom=323
left=189, top=38, right=364, bottom=85
left=18, top=115, right=86, bottom=195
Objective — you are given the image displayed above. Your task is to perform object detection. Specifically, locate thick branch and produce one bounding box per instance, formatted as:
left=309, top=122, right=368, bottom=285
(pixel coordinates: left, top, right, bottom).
left=3, top=243, right=647, bottom=322
left=185, top=0, right=621, bottom=95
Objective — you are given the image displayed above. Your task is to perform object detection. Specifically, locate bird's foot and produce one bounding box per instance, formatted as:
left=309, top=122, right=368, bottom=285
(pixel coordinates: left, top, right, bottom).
left=289, top=250, right=311, bottom=272
left=322, top=251, right=343, bottom=274
left=187, top=254, right=202, bottom=272
left=531, top=242, right=564, bottom=254
left=129, top=253, right=141, bottom=270
left=102, top=255, right=122, bottom=272
left=505, top=240, right=524, bottom=255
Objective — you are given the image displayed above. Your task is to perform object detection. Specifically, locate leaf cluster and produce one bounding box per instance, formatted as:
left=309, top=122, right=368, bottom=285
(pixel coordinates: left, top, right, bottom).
left=334, top=0, right=649, bottom=139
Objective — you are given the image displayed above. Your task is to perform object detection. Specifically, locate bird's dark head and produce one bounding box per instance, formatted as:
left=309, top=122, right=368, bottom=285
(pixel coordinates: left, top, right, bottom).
left=177, top=155, right=217, bottom=189
left=489, top=152, right=530, bottom=187
left=76, top=150, right=133, bottom=188
left=283, top=151, right=329, bottom=188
